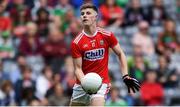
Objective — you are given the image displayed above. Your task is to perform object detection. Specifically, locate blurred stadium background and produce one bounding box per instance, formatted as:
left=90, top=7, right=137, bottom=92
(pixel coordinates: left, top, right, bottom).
left=0, top=0, right=179, bottom=106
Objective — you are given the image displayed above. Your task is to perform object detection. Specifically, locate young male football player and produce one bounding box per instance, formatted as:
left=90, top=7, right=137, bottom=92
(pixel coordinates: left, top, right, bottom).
left=70, top=3, right=140, bottom=106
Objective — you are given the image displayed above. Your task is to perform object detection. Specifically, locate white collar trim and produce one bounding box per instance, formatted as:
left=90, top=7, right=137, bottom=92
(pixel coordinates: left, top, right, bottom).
left=82, top=29, right=98, bottom=37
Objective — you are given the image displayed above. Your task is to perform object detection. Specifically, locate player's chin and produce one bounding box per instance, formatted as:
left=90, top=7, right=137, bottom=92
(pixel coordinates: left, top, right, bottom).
left=82, top=23, right=89, bottom=25
left=82, top=22, right=90, bottom=26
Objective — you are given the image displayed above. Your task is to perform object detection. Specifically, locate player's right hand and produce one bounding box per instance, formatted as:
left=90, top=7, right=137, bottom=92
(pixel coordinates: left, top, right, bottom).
left=122, top=74, right=140, bottom=93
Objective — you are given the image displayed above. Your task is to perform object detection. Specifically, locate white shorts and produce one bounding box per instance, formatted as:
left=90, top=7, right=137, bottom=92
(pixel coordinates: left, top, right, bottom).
left=71, top=83, right=110, bottom=105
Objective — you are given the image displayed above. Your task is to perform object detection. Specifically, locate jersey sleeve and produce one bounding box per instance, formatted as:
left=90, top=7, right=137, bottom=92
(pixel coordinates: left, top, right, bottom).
left=71, top=42, right=82, bottom=58
left=109, top=32, right=119, bottom=48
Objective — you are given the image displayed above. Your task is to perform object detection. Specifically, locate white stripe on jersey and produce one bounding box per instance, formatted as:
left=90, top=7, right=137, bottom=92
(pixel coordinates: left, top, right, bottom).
left=73, top=33, right=83, bottom=44
left=97, top=27, right=111, bottom=36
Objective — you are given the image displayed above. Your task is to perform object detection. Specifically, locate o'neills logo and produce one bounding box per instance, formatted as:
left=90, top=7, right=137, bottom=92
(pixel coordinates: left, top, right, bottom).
left=84, top=48, right=105, bottom=61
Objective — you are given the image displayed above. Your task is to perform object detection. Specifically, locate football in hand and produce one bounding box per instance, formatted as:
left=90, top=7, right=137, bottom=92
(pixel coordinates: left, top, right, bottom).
left=81, top=73, right=102, bottom=94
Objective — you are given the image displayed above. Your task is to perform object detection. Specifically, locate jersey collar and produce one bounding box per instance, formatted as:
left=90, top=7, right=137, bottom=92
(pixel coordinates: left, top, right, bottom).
left=82, top=29, right=98, bottom=37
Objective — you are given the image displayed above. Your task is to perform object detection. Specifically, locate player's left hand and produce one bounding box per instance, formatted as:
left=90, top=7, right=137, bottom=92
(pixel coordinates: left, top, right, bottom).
left=122, top=74, right=140, bottom=93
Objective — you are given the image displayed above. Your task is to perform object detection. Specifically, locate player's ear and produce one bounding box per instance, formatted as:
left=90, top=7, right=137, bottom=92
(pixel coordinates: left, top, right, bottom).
left=96, top=13, right=100, bottom=21
left=94, top=12, right=98, bottom=19
left=96, top=14, right=98, bottom=19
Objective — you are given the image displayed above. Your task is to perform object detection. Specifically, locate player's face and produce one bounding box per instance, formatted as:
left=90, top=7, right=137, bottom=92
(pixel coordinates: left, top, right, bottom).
left=80, top=8, right=97, bottom=26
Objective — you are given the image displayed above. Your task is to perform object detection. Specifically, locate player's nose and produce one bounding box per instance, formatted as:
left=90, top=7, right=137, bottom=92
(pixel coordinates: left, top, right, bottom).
left=83, top=15, right=87, bottom=19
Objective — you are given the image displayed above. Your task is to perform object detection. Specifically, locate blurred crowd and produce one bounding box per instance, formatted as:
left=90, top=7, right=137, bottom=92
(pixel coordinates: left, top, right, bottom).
left=0, top=0, right=179, bottom=106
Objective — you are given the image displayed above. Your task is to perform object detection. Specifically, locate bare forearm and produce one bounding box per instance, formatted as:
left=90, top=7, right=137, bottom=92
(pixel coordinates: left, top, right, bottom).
left=73, top=58, right=84, bottom=82
left=112, top=44, right=128, bottom=76
left=75, top=69, right=85, bottom=82
left=118, top=52, right=128, bottom=76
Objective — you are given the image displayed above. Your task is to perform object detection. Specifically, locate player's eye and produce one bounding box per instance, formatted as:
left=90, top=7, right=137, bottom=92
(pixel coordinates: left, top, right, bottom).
left=86, top=11, right=91, bottom=15
left=81, top=12, right=84, bottom=16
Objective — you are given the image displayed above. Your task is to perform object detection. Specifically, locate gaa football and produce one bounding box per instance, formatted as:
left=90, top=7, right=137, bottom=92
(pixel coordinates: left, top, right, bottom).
left=81, top=72, right=102, bottom=94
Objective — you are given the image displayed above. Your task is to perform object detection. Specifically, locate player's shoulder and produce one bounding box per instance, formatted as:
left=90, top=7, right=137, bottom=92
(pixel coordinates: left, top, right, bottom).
left=97, top=27, right=112, bottom=36
left=72, top=32, right=84, bottom=44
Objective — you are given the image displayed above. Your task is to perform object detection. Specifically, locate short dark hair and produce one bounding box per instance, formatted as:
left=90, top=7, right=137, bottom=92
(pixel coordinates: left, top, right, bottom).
left=80, top=3, right=98, bottom=13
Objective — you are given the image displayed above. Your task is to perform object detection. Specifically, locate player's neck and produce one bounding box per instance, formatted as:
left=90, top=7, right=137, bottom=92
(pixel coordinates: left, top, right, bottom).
left=83, top=24, right=97, bottom=36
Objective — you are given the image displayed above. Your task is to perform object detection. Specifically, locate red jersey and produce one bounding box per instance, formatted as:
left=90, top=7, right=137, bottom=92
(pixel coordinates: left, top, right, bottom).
left=71, top=27, right=118, bottom=84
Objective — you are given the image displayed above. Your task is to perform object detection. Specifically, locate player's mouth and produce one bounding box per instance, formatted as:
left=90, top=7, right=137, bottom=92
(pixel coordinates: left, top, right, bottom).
left=83, top=19, right=88, bottom=22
